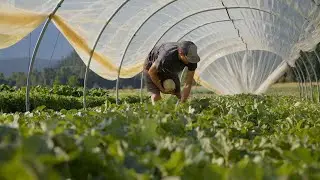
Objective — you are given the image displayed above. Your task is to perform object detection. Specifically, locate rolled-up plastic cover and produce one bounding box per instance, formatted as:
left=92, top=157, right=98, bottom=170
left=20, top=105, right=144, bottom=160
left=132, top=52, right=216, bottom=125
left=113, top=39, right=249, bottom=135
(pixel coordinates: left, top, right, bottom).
left=1, top=0, right=320, bottom=94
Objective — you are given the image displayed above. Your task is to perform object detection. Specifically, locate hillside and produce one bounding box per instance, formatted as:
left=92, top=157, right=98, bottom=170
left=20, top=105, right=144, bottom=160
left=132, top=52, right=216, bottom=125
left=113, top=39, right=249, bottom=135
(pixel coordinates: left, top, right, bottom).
left=0, top=52, right=142, bottom=89
left=0, top=58, right=59, bottom=76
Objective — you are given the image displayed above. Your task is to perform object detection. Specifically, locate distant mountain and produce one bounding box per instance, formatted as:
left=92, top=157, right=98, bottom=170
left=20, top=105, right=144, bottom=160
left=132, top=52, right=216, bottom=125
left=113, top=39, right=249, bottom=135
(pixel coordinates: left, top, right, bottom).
left=0, top=58, right=60, bottom=76
left=0, top=22, right=73, bottom=74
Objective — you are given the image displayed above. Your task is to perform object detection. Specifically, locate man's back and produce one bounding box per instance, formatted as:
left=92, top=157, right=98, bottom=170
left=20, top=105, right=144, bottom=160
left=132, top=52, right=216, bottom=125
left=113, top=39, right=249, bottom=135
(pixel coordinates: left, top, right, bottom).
left=144, top=42, right=196, bottom=76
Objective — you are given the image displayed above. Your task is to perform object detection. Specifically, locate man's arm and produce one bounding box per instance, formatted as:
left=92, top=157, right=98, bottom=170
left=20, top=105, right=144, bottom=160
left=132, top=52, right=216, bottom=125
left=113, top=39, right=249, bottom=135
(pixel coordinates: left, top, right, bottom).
left=148, top=63, right=165, bottom=92
left=181, top=70, right=195, bottom=103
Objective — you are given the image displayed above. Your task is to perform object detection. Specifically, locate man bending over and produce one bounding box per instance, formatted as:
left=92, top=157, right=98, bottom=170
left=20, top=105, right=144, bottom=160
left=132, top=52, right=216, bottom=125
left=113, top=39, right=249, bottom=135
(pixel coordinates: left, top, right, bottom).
left=143, top=41, right=200, bottom=104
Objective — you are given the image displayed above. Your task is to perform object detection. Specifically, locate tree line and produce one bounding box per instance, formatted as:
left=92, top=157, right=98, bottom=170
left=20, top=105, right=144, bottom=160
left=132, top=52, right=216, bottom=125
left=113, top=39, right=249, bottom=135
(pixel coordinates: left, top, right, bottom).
left=0, top=51, right=142, bottom=89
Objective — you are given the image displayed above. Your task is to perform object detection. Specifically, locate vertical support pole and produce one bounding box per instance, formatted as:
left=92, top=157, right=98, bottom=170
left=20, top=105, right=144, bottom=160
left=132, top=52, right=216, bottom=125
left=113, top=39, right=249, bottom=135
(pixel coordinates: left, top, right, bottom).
left=116, top=65, right=122, bottom=105
left=296, top=59, right=308, bottom=100
left=286, top=62, right=302, bottom=98
left=25, top=0, right=64, bottom=112
left=291, top=67, right=303, bottom=99
left=83, top=0, right=130, bottom=109
left=300, top=55, right=313, bottom=101
left=140, top=71, right=144, bottom=103
left=313, top=50, right=320, bottom=102
left=303, top=52, right=319, bottom=102
left=83, top=67, right=90, bottom=109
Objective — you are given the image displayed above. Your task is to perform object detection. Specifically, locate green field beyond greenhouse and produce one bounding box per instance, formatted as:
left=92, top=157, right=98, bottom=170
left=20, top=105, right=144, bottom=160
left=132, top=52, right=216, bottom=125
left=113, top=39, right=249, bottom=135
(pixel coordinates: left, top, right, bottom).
left=1, top=84, right=320, bottom=179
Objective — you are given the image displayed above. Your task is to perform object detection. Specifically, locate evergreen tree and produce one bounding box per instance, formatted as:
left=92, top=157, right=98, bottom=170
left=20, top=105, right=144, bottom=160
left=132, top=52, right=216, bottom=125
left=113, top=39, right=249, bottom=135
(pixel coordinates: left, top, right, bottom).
left=67, top=75, right=79, bottom=87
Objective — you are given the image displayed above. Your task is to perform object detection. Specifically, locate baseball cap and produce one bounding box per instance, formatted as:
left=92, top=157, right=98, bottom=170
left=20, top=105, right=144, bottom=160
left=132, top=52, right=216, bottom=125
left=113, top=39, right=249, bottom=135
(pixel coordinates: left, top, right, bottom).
left=178, top=41, right=200, bottom=63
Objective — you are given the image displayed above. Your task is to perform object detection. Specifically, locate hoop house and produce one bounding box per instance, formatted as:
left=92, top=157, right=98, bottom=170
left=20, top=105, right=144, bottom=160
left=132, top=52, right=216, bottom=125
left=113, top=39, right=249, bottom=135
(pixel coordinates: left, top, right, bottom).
left=1, top=0, right=320, bottom=109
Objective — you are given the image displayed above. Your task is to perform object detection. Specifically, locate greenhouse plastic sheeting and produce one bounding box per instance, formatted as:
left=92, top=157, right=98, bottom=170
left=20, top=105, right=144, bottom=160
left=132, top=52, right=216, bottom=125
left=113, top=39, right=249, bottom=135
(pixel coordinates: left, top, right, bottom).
left=1, top=0, right=320, bottom=94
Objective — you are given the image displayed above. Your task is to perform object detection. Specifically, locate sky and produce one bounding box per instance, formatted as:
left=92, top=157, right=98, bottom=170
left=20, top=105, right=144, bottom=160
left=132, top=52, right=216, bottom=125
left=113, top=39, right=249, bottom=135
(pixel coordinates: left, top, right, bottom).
left=0, top=22, right=74, bottom=61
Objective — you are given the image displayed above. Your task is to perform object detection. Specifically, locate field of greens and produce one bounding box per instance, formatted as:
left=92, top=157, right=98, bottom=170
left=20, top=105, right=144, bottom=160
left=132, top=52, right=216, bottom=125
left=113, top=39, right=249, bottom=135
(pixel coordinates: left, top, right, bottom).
left=1, top=88, right=320, bottom=179
left=0, top=85, right=144, bottom=113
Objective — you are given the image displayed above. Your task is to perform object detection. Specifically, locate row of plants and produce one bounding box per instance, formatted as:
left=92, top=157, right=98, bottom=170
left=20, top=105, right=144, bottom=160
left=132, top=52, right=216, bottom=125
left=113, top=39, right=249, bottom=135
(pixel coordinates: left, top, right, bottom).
left=0, top=91, right=107, bottom=113
left=0, top=90, right=146, bottom=113
left=0, top=84, right=110, bottom=97
left=1, top=94, right=320, bottom=179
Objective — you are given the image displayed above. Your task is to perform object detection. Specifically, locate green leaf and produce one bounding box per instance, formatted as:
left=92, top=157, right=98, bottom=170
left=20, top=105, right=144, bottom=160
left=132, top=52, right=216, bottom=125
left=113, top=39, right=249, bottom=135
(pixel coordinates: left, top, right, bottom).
left=34, top=105, right=46, bottom=112
left=108, top=141, right=124, bottom=163
left=164, top=151, right=185, bottom=175
left=293, top=147, right=314, bottom=164
left=83, top=136, right=100, bottom=151
left=277, top=163, right=295, bottom=176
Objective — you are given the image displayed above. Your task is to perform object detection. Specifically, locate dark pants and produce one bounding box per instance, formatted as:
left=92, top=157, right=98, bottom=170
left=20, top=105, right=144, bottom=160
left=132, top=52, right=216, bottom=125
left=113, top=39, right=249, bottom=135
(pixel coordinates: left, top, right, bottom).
left=143, top=70, right=181, bottom=95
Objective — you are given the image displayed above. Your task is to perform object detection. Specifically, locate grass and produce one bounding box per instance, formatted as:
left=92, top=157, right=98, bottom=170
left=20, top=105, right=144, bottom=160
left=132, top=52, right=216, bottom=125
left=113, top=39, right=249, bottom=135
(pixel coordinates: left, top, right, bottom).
left=189, top=83, right=301, bottom=97
left=113, top=83, right=301, bottom=102
left=265, top=83, right=300, bottom=97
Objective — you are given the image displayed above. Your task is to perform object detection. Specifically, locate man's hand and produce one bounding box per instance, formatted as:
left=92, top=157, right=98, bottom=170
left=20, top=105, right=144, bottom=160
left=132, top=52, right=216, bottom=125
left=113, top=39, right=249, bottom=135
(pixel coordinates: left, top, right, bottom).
left=161, top=89, right=175, bottom=94
left=149, top=63, right=177, bottom=95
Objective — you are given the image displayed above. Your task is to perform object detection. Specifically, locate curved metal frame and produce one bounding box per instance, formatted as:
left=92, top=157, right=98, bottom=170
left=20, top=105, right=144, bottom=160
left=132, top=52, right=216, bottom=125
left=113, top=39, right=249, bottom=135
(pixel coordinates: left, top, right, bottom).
left=194, top=21, right=296, bottom=62
left=83, top=0, right=130, bottom=109
left=196, top=39, right=286, bottom=75
left=177, top=20, right=235, bottom=42
left=187, top=34, right=245, bottom=57
left=77, top=2, right=309, bottom=103
left=313, top=50, right=320, bottom=102
left=48, top=31, right=61, bottom=68
left=201, top=49, right=285, bottom=95
left=177, top=16, right=300, bottom=43
left=299, top=54, right=314, bottom=100
left=140, top=71, right=144, bottom=103
left=115, top=0, right=178, bottom=104
left=178, top=23, right=297, bottom=56
left=115, top=6, right=280, bottom=103
left=214, top=1, right=308, bottom=95
left=124, top=7, right=291, bottom=102
left=136, top=6, right=304, bottom=96
left=174, top=19, right=294, bottom=80
left=149, top=7, right=277, bottom=54
left=41, top=31, right=61, bottom=86
left=303, top=51, right=319, bottom=102
left=290, top=66, right=303, bottom=98
left=17, top=0, right=316, bottom=111
left=314, top=50, right=320, bottom=65
left=150, top=7, right=295, bottom=82
left=198, top=32, right=290, bottom=59
left=25, top=0, right=65, bottom=112
left=172, top=12, right=300, bottom=86
left=296, top=58, right=308, bottom=99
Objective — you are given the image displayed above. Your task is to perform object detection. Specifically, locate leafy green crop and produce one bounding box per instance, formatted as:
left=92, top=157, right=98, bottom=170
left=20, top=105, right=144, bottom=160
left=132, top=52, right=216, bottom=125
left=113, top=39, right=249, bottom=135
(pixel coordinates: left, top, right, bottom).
left=0, top=85, right=113, bottom=97
left=1, top=94, right=320, bottom=179
left=0, top=84, right=16, bottom=92
left=15, top=85, right=110, bottom=97
left=0, top=85, right=149, bottom=113
left=0, top=91, right=110, bottom=113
